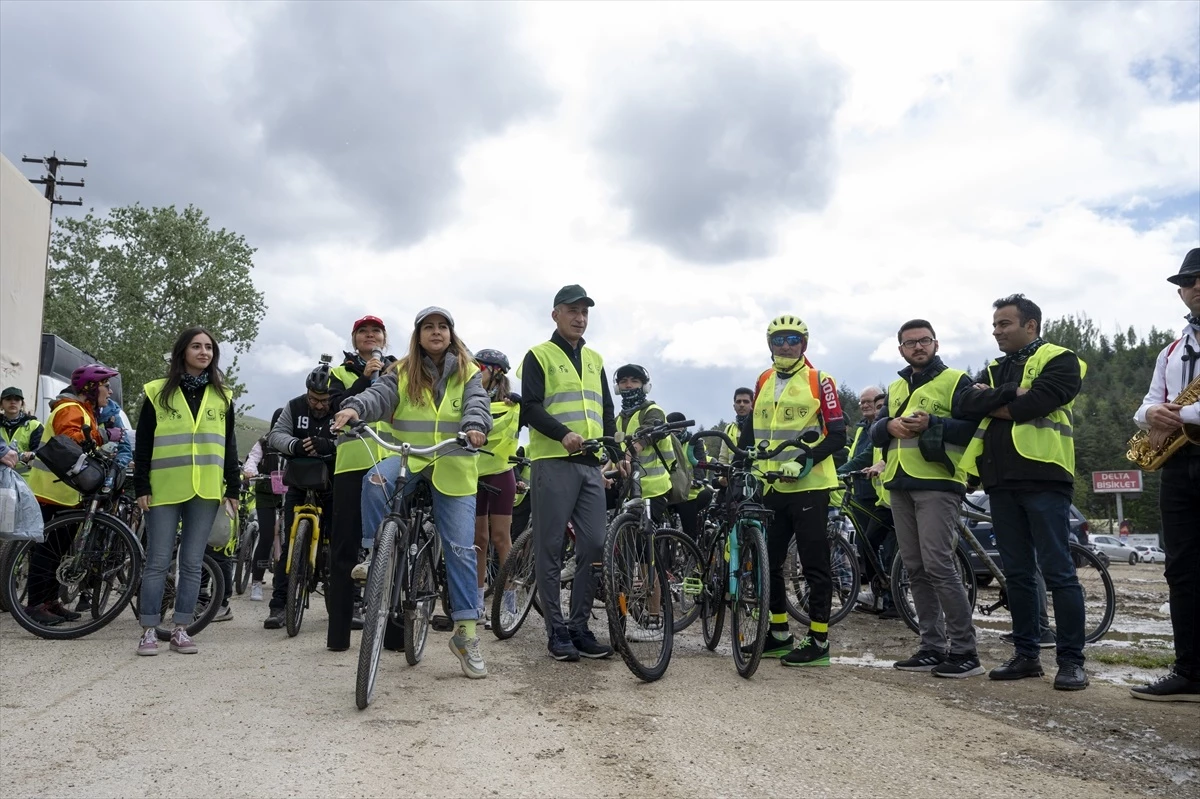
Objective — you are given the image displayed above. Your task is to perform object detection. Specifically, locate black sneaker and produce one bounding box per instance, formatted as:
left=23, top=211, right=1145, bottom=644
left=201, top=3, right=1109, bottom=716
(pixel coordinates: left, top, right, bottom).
left=26, top=604, right=65, bottom=625
left=744, top=634, right=795, bottom=658
left=1130, top=670, right=1200, bottom=703
left=570, top=628, right=614, bottom=659
left=988, top=653, right=1044, bottom=681
left=1054, top=662, right=1089, bottom=691
left=894, top=649, right=946, bottom=672
left=350, top=603, right=364, bottom=631
left=932, top=653, right=985, bottom=679
left=548, top=628, right=580, bottom=662
left=263, top=610, right=285, bottom=630
left=1000, top=630, right=1056, bottom=648
left=46, top=601, right=82, bottom=622
left=878, top=606, right=901, bottom=620
left=781, top=636, right=830, bottom=667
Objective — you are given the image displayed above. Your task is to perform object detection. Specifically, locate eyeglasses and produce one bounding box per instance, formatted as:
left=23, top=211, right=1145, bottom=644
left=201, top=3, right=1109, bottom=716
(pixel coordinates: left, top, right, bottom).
left=900, top=337, right=935, bottom=350
left=307, top=395, right=331, bottom=407
left=770, top=334, right=805, bottom=347
left=858, top=397, right=883, bottom=407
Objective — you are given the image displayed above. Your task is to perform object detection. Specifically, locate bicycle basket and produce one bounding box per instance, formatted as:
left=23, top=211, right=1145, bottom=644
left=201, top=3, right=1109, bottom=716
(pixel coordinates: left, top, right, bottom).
left=282, top=457, right=330, bottom=492
left=35, top=434, right=106, bottom=494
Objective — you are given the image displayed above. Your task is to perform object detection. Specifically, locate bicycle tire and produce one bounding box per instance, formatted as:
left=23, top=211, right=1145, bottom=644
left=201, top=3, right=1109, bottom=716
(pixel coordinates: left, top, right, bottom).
left=2, top=513, right=142, bottom=640
left=1068, top=542, right=1117, bottom=644
left=234, top=521, right=258, bottom=595
left=405, top=540, right=437, bottom=667
left=655, top=529, right=704, bottom=633
left=785, top=533, right=860, bottom=627
left=699, top=532, right=726, bottom=651
left=155, top=552, right=226, bottom=640
left=0, top=540, right=14, bottom=613
left=603, top=519, right=674, bottom=682
left=285, top=520, right=312, bottom=637
left=356, top=518, right=400, bottom=709
left=890, top=543, right=976, bottom=637
left=490, top=528, right=538, bottom=640
left=730, top=522, right=770, bottom=679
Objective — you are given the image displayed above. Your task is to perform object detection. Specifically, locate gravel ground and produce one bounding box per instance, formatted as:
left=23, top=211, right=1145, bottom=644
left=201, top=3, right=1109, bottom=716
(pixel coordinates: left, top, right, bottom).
left=1, top=561, right=1195, bottom=798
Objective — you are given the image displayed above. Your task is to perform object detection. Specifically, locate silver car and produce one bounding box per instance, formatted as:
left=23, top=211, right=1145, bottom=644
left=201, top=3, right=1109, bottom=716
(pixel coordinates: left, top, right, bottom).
left=1090, top=535, right=1141, bottom=565
left=1135, top=545, right=1166, bottom=564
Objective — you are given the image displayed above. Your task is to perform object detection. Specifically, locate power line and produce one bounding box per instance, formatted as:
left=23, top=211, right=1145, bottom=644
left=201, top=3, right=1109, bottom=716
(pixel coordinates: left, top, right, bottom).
left=21, top=151, right=87, bottom=207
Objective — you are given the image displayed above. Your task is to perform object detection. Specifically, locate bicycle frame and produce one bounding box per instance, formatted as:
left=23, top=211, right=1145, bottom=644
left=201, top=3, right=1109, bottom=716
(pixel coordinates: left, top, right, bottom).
left=284, top=490, right=324, bottom=574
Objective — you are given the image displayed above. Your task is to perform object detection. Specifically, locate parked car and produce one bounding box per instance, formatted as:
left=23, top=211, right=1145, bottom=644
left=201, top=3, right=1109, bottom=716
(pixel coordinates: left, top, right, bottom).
left=960, top=492, right=1092, bottom=584
left=1090, top=535, right=1141, bottom=565
left=1134, top=545, right=1166, bottom=564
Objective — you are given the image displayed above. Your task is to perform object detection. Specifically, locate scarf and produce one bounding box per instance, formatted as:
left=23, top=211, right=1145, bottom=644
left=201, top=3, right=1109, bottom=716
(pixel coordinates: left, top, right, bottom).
left=1010, top=337, right=1045, bottom=363
left=1186, top=312, right=1200, bottom=330
left=1, top=413, right=30, bottom=433
left=180, top=372, right=211, bottom=391
left=619, top=388, right=646, bottom=412
left=772, top=355, right=804, bottom=377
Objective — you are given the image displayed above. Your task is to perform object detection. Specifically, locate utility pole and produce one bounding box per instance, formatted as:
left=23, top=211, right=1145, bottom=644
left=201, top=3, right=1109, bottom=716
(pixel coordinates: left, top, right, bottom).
left=21, top=151, right=87, bottom=208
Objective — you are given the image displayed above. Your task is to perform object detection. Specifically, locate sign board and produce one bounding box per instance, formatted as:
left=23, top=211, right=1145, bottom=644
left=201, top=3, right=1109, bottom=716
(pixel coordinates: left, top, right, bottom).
left=1092, top=470, right=1143, bottom=494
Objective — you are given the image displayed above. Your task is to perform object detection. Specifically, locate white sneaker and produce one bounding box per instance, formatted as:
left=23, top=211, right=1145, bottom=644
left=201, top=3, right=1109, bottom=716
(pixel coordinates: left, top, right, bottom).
left=350, top=558, right=370, bottom=582
left=626, top=616, right=664, bottom=642
left=560, top=556, right=576, bottom=584
left=449, top=626, right=488, bottom=679
left=212, top=604, right=233, bottom=622
left=249, top=582, right=264, bottom=602
left=499, top=609, right=519, bottom=630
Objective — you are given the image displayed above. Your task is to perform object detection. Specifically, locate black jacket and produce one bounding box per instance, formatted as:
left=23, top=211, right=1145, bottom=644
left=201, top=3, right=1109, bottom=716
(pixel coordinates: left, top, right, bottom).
left=520, top=331, right=616, bottom=466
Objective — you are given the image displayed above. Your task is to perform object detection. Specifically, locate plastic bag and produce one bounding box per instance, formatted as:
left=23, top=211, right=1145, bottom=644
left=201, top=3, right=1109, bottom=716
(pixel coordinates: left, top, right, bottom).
left=0, top=467, right=45, bottom=542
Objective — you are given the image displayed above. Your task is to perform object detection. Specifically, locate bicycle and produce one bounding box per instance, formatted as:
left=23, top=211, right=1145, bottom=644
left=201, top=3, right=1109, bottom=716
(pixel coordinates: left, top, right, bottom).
left=892, top=496, right=1116, bottom=643
left=232, top=480, right=260, bottom=595
left=349, top=422, right=469, bottom=709
left=0, top=442, right=144, bottom=640
left=603, top=419, right=704, bottom=682
left=282, top=458, right=332, bottom=637
left=689, top=428, right=818, bottom=678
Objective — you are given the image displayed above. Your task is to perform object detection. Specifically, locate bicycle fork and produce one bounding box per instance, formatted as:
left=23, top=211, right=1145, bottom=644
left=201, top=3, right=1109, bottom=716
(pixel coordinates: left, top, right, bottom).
left=284, top=504, right=323, bottom=574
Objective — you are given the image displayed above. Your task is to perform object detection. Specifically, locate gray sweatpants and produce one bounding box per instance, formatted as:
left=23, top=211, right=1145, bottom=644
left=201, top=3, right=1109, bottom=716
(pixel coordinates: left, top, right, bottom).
left=891, top=488, right=977, bottom=656
left=531, top=457, right=608, bottom=637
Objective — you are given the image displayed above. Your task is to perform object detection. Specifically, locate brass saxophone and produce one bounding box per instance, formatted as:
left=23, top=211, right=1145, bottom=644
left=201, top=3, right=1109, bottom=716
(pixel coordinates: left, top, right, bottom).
left=1126, top=375, right=1200, bottom=470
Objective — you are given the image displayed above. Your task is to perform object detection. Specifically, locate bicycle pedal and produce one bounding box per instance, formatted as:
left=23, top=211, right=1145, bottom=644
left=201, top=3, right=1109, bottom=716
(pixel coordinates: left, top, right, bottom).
left=682, top=576, right=703, bottom=597
left=430, top=615, right=454, bottom=632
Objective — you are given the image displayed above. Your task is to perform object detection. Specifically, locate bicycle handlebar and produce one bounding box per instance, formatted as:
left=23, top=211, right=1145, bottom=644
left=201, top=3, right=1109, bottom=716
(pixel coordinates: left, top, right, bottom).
left=346, top=421, right=478, bottom=457
left=692, top=428, right=819, bottom=462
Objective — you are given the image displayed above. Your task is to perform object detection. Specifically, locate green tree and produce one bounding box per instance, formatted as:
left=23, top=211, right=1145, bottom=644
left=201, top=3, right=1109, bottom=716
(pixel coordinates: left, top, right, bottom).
left=44, top=204, right=266, bottom=417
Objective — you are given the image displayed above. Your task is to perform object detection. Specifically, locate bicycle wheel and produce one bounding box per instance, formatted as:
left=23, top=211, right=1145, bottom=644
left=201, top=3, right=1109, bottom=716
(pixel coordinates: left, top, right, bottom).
left=785, top=533, right=859, bottom=627
left=699, top=533, right=726, bottom=651
left=730, top=522, right=770, bottom=679
left=890, top=544, right=976, bottom=637
left=3, top=513, right=142, bottom=640
left=655, top=529, right=704, bottom=633
left=604, top=518, right=674, bottom=682
left=490, top=528, right=538, bottom=640
left=0, top=541, right=15, bottom=613
left=356, top=518, right=400, bottom=709
left=285, top=520, right=313, bottom=637
left=405, top=541, right=437, bottom=667
left=234, top=520, right=258, bottom=595
left=1067, top=542, right=1116, bottom=644
left=155, top=552, right=226, bottom=640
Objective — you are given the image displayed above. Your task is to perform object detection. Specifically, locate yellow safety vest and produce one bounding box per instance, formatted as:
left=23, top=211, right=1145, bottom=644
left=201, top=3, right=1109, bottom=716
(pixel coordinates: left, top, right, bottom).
left=752, top=368, right=838, bottom=493
left=27, top=402, right=98, bottom=506
left=882, top=367, right=970, bottom=486
left=386, top=365, right=480, bottom=497
left=331, top=364, right=386, bottom=475
left=718, top=421, right=740, bottom=465
left=871, top=446, right=890, bottom=508
left=478, top=400, right=520, bottom=477
left=617, top=402, right=675, bottom=499
left=1, top=417, right=42, bottom=476
left=143, top=379, right=229, bottom=506
left=524, top=341, right=605, bottom=461
left=962, top=343, right=1086, bottom=475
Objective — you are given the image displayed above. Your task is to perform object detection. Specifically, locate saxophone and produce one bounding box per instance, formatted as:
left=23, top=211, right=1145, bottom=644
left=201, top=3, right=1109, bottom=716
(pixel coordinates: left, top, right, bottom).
left=1126, top=375, right=1200, bottom=470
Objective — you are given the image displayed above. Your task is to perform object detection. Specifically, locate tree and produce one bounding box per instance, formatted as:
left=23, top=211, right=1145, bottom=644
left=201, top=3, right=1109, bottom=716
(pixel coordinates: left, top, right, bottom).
left=44, top=204, right=266, bottom=417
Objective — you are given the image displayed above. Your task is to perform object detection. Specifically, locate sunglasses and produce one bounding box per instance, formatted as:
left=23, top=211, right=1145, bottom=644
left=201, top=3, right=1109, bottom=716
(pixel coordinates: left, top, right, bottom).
left=1179, top=276, right=1198, bottom=289
left=770, top=334, right=805, bottom=347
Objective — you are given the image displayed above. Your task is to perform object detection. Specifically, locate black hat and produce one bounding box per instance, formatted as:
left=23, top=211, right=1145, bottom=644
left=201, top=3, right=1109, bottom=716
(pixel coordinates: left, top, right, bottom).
left=553, top=284, right=594, bottom=307
left=1168, top=248, right=1200, bottom=286
left=1, top=386, right=23, bottom=400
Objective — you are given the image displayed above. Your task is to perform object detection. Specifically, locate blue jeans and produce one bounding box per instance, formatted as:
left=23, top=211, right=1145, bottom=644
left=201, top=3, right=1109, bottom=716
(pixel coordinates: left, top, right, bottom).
left=139, top=498, right=220, bottom=627
left=989, top=489, right=1084, bottom=665
left=362, top=459, right=479, bottom=623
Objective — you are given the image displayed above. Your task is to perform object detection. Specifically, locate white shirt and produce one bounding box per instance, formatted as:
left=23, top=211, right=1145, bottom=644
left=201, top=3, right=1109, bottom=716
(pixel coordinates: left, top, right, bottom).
left=1134, top=323, right=1200, bottom=429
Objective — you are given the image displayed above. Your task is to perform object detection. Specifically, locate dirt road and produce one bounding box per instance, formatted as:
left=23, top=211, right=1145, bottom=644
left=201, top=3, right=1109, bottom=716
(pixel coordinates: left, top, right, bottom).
left=1, top=562, right=1195, bottom=798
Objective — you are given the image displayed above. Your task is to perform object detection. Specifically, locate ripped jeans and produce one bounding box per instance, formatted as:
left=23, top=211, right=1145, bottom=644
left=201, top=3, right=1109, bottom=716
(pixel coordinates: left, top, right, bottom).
left=361, top=459, right=480, bottom=623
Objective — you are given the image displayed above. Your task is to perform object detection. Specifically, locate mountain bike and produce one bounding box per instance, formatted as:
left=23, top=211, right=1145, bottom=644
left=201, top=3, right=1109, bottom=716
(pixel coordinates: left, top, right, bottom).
left=282, top=458, right=332, bottom=637
left=233, top=480, right=260, bottom=595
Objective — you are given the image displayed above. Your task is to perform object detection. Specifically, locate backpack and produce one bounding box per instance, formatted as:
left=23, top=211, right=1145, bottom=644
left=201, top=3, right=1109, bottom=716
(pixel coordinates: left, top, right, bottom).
left=652, top=433, right=694, bottom=505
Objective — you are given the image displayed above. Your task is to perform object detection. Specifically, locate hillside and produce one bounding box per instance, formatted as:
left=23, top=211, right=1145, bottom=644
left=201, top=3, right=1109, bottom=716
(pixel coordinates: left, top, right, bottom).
left=234, top=414, right=272, bottom=460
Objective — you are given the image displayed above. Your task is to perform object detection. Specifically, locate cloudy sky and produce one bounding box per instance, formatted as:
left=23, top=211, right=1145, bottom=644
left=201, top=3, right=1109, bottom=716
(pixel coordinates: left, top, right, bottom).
left=2, top=0, right=1197, bottom=428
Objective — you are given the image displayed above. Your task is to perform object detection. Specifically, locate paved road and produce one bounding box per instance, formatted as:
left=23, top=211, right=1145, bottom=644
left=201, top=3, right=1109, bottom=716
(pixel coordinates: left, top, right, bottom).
left=1, top=592, right=1196, bottom=798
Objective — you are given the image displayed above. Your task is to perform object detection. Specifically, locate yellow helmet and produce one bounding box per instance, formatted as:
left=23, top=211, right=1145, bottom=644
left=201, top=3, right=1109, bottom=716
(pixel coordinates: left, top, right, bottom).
left=767, top=314, right=808, bottom=338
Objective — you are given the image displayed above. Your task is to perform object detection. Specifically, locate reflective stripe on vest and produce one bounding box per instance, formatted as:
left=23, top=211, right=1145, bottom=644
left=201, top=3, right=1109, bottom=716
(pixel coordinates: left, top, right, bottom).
left=1, top=418, right=41, bottom=476
left=387, top=364, right=480, bottom=497
left=477, top=401, right=520, bottom=477
left=882, top=368, right=970, bottom=486
left=752, top=368, right=838, bottom=492
left=526, top=341, right=605, bottom=461
left=617, top=402, right=674, bottom=499
left=144, top=379, right=228, bottom=506
left=27, top=402, right=98, bottom=506
left=961, top=343, right=1087, bottom=475
left=330, top=364, right=386, bottom=474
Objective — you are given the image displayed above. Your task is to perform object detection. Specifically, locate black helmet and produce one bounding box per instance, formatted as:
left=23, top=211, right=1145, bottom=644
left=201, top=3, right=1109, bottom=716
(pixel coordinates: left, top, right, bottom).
left=474, top=348, right=510, bottom=372
left=306, top=358, right=333, bottom=393
left=666, top=411, right=686, bottom=424
left=614, top=363, right=650, bottom=383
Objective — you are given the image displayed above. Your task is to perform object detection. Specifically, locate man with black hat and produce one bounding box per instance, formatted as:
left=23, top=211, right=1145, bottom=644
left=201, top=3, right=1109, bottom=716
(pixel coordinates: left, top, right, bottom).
left=0, top=386, right=43, bottom=476
left=520, top=285, right=618, bottom=661
left=1130, top=248, right=1200, bottom=702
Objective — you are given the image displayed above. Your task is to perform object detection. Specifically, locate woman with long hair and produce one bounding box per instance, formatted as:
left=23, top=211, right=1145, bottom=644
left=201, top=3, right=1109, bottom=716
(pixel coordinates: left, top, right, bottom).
left=133, top=327, right=240, bottom=656
left=333, top=307, right=492, bottom=678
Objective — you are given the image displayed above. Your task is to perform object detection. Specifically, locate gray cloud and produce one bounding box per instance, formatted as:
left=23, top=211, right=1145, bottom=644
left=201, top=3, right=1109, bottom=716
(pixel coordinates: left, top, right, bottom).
left=594, top=42, right=846, bottom=264
left=0, top=1, right=554, bottom=248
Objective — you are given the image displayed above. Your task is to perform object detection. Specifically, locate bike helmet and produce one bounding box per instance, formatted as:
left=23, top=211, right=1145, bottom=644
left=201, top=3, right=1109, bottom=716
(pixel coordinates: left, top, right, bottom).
left=614, top=364, right=650, bottom=384
left=306, top=359, right=334, bottom=393
left=766, top=314, right=808, bottom=338
left=474, top=348, right=510, bottom=372
left=70, top=364, right=119, bottom=392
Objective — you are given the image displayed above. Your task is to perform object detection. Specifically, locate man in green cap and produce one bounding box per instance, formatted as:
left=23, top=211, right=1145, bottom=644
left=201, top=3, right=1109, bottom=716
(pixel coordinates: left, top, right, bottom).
left=1, top=386, right=43, bottom=475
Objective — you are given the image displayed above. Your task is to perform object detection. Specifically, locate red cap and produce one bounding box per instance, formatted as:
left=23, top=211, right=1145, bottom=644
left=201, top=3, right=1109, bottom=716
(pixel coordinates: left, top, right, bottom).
left=352, top=315, right=386, bottom=333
